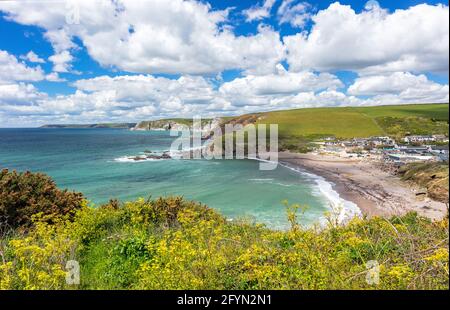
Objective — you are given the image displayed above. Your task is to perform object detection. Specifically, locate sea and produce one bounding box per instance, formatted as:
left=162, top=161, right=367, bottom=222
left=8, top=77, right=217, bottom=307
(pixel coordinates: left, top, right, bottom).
left=0, top=128, right=360, bottom=230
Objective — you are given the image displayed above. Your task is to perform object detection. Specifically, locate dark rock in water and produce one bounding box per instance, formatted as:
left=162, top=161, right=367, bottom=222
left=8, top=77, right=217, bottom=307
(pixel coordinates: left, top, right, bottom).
left=144, top=150, right=153, bottom=154
left=161, top=152, right=171, bottom=159
left=145, top=152, right=172, bottom=160
left=146, top=154, right=160, bottom=160
left=133, top=156, right=147, bottom=161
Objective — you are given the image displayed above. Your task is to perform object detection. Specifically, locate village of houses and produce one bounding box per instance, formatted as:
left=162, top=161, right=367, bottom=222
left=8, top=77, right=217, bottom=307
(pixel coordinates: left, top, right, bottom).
left=315, top=134, right=449, bottom=166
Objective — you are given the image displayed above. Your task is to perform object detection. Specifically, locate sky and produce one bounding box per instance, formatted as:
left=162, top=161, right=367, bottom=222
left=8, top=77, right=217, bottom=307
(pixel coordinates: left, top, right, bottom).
left=0, top=0, right=448, bottom=127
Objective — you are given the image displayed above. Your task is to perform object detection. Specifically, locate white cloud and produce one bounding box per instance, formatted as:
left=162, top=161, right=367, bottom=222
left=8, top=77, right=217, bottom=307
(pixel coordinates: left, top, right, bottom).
left=73, top=75, right=217, bottom=105
left=219, top=65, right=343, bottom=100
left=277, top=0, right=311, bottom=28
left=45, top=72, right=66, bottom=82
left=49, top=51, right=73, bottom=73
left=0, top=0, right=285, bottom=75
left=348, top=72, right=448, bottom=96
left=1, top=70, right=448, bottom=126
left=20, top=51, right=45, bottom=63
left=0, top=83, right=46, bottom=105
left=0, top=70, right=346, bottom=125
left=0, top=1, right=448, bottom=126
left=284, top=2, right=449, bottom=74
left=44, top=28, right=77, bottom=53
left=270, top=90, right=363, bottom=109
left=348, top=72, right=449, bottom=104
left=0, top=50, right=45, bottom=83
left=244, top=0, right=276, bottom=22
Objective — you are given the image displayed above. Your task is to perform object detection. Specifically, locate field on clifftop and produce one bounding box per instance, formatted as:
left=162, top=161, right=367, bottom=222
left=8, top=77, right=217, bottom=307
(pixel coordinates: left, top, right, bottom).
left=253, top=103, right=449, bottom=140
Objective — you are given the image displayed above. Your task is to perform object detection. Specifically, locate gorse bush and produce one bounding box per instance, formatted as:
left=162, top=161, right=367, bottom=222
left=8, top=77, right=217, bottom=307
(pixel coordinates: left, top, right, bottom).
left=0, top=169, right=85, bottom=230
left=0, top=171, right=448, bottom=290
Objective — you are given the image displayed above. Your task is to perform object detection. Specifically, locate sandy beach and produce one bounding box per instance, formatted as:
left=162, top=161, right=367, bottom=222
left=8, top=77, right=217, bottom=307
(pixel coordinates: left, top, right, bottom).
left=279, top=151, right=448, bottom=220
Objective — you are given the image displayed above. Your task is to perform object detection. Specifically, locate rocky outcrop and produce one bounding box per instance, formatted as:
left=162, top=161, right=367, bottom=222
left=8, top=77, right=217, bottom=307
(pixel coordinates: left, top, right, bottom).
left=131, top=120, right=190, bottom=131
left=132, top=118, right=223, bottom=139
left=130, top=151, right=172, bottom=161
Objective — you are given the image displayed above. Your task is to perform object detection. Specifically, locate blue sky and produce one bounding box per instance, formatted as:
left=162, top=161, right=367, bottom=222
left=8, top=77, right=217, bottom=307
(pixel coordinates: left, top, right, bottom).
left=0, top=0, right=448, bottom=126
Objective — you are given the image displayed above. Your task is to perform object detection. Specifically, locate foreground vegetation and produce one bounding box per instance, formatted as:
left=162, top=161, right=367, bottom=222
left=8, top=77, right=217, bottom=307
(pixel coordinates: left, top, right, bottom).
left=0, top=170, right=448, bottom=290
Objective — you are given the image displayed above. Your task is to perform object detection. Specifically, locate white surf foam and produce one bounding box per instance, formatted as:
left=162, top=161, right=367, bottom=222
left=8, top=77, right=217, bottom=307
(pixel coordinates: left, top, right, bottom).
left=113, top=155, right=164, bottom=163
left=249, top=157, right=362, bottom=225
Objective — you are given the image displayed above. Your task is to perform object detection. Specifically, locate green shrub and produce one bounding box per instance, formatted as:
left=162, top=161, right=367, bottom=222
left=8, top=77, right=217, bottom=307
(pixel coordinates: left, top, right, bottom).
left=0, top=169, right=84, bottom=229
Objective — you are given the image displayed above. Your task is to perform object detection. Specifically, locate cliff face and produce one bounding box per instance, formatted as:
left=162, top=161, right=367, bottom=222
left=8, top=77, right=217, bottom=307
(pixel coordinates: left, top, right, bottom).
left=132, top=120, right=190, bottom=131
left=132, top=118, right=222, bottom=135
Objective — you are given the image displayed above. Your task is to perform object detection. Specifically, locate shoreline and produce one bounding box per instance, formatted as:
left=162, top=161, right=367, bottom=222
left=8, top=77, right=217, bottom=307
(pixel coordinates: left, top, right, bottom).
left=279, top=151, right=448, bottom=220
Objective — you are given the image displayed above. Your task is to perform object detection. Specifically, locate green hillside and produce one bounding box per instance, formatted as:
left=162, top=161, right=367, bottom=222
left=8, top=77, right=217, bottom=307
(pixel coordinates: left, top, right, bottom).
left=256, top=108, right=383, bottom=139
left=222, top=103, right=449, bottom=152
left=354, top=104, right=449, bottom=120
left=253, top=103, right=449, bottom=140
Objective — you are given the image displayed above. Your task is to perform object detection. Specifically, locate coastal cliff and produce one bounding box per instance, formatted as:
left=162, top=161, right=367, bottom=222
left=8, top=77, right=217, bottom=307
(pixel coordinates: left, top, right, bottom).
left=132, top=118, right=223, bottom=135
left=132, top=119, right=192, bottom=131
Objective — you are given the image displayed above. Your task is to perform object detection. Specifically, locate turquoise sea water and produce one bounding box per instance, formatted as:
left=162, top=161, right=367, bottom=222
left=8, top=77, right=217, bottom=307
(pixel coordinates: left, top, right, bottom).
left=0, top=128, right=333, bottom=229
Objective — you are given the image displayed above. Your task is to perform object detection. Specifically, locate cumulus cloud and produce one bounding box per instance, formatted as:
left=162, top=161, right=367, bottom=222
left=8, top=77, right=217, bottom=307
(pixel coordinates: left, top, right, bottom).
left=0, top=50, right=45, bottom=83
left=0, top=83, right=47, bottom=105
left=277, top=0, right=312, bottom=28
left=49, top=51, right=74, bottom=73
left=0, top=0, right=285, bottom=75
left=0, top=70, right=346, bottom=125
left=3, top=74, right=230, bottom=125
left=284, top=2, right=449, bottom=74
left=0, top=1, right=448, bottom=127
left=73, top=75, right=217, bottom=106
left=348, top=72, right=448, bottom=96
left=243, top=0, right=277, bottom=22
left=1, top=69, right=448, bottom=126
left=45, top=72, right=66, bottom=82
left=20, top=51, right=45, bottom=63
left=219, top=64, right=343, bottom=100
left=348, top=72, right=449, bottom=104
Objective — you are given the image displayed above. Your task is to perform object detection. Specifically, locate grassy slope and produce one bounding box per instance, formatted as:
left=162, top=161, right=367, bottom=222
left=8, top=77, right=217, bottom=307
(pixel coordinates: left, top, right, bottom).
left=252, top=103, right=449, bottom=140
left=256, top=107, right=383, bottom=139
left=354, top=104, right=449, bottom=120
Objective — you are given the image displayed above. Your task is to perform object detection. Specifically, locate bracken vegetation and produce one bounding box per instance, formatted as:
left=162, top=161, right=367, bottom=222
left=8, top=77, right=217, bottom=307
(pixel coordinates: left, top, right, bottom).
left=375, top=116, right=448, bottom=140
left=398, top=162, right=449, bottom=203
left=0, top=171, right=448, bottom=290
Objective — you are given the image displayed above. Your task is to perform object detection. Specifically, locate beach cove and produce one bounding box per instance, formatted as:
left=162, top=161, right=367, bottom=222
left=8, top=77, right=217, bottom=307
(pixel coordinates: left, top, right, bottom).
left=0, top=128, right=361, bottom=230
left=279, top=151, right=448, bottom=220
